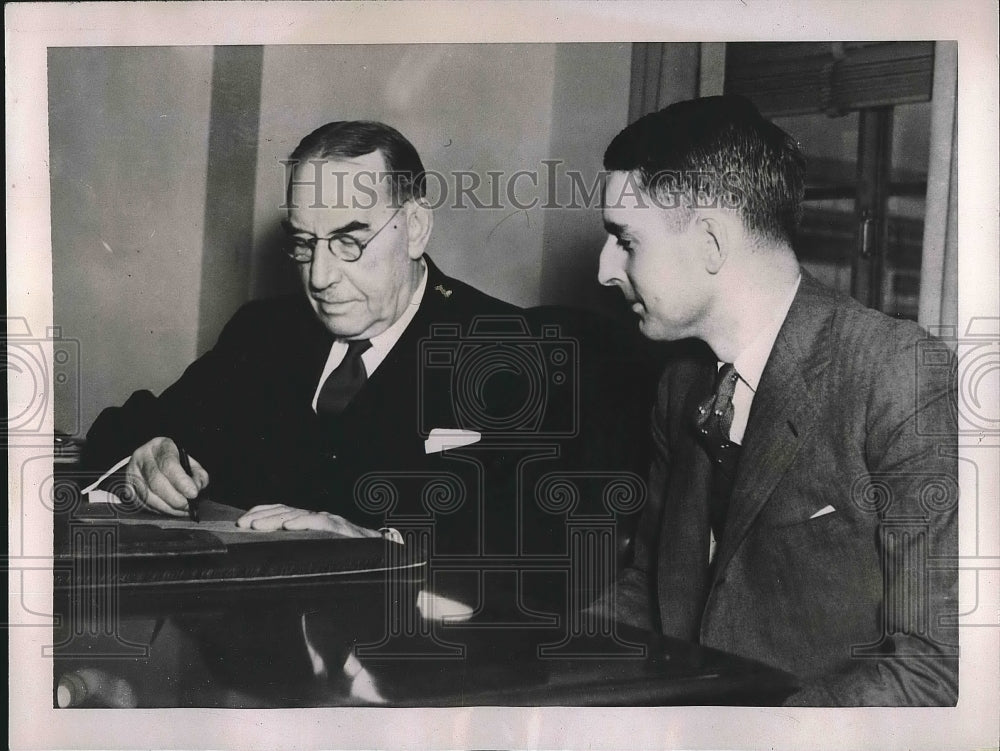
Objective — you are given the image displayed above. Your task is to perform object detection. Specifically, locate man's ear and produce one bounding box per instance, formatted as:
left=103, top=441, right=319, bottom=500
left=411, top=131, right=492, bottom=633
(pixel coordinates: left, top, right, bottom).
left=698, top=212, right=730, bottom=274
left=405, top=198, right=433, bottom=260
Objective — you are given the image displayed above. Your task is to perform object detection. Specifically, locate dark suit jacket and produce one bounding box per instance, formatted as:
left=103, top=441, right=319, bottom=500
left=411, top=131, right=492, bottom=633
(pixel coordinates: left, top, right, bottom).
left=83, top=256, right=657, bottom=598
left=604, top=271, right=958, bottom=705
left=84, top=259, right=522, bottom=532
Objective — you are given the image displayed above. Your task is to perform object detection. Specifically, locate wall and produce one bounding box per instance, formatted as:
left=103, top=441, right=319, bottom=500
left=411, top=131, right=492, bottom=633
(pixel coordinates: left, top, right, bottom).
left=250, top=44, right=563, bottom=308
left=50, top=43, right=637, bottom=436
left=539, top=43, right=635, bottom=313
left=196, top=46, right=264, bottom=354
left=49, top=46, right=214, bottom=436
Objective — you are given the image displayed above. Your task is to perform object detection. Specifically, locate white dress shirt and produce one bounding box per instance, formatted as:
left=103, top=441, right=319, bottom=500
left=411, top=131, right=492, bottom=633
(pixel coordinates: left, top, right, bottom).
left=708, top=274, right=800, bottom=563
left=723, top=274, right=801, bottom=446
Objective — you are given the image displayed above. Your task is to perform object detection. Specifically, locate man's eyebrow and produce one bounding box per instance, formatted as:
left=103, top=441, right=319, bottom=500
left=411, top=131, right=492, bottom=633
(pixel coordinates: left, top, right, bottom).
left=282, top=218, right=371, bottom=235
left=603, top=220, right=625, bottom=235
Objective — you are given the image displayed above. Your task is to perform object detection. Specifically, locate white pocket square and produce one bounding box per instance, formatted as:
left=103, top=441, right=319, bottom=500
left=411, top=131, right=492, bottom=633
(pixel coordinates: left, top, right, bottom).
left=424, top=428, right=481, bottom=454
left=809, top=504, right=836, bottom=519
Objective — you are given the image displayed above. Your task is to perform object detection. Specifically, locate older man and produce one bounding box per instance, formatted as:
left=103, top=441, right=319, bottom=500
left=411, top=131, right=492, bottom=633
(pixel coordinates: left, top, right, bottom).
left=83, top=121, right=522, bottom=540
left=77, top=119, right=661, bottom=702
left=593, top=96, right=958, bottom=705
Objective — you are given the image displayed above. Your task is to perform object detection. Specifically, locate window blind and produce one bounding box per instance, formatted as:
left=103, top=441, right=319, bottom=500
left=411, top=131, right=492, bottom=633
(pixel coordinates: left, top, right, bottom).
left=724, top=42, right=936, bottom=117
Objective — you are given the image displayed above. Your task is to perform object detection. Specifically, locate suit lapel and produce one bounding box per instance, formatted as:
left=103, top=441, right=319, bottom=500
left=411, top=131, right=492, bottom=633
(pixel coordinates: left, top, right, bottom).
left=659, top=354, right=718, bottom=639
left=710, top=272, right=834, bottom=579
left=338, top=256, right=459, bottom=429
left=290, top=295, right=338, bottom=415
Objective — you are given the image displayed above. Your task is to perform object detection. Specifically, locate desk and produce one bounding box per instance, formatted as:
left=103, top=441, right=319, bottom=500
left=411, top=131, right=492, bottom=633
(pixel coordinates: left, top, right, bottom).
left=51, top=494, right=797, bottom=707
left=53, top=614, right=796, bottom=707
left=329, top=622, right=797, bottom=706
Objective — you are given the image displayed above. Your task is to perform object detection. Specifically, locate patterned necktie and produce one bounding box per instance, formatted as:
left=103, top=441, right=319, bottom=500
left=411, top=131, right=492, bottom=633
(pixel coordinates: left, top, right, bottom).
left=694, top=363, right=742, bottom=536
left=694, top=363, right=740, bottom=459
left=317, top=339, right=372, bottom=416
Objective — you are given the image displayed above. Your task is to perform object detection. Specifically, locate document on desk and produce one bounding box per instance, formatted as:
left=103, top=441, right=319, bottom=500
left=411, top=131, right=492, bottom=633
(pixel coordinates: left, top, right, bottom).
left=73, top=499, right=360, bottom=545
left=58, top=499, right=426, bottom=590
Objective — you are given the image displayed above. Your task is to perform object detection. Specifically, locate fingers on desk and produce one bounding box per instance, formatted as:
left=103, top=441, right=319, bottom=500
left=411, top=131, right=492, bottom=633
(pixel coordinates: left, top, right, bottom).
left=236, top=504, right=304, bottom=530
left=282, top=511, right=372, bottom=537
left=236, top=505, right=378, bottom=538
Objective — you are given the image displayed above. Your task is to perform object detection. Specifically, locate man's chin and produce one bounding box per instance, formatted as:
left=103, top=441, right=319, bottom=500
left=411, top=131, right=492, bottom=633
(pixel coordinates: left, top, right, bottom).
left=317, top=314, right=391, bottom=342
left=637, top=316, right=673, bottom=342
left=314, top=299, right=358, bottom=316
left=311, top=302, right=363, bottom=335
left=316, top=312, right=364, bottom=338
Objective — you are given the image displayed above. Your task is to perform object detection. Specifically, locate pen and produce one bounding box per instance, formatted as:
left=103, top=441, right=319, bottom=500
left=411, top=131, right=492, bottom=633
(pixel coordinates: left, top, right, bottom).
left=176, top=444, right=201, bottom=523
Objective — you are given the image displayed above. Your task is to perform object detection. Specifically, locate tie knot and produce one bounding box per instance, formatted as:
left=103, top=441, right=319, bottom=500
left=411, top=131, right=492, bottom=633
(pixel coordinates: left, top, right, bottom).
left=716, top=362, right=738, bottom=390
left=344, top=339, right=372, bottom=358
left=711, top=363, right=740, bottom=405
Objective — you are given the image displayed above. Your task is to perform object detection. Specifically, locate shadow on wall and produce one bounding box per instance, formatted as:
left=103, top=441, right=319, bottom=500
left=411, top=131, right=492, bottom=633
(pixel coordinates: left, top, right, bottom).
left=254, top=219, right=301, bottom=300
left=546, top=238, right=639, bottom=325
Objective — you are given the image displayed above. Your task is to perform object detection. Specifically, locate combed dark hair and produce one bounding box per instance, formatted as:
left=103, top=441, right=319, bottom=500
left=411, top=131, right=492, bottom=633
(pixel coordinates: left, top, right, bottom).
left=604, top=95, right=805, bottom=245
left=289, top=120, right=426, bottom=204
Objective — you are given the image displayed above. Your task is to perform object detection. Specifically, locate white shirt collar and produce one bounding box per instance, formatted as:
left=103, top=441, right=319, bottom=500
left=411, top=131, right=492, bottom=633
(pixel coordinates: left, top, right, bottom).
left=366, top=258, right=428, bottom=358
left=310, top=259, right=428, bottom=413
left=729, top=273, right=801, bottom=393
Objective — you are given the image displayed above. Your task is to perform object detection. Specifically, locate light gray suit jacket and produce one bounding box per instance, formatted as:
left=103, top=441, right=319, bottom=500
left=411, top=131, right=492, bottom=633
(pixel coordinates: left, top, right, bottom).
left=604, top=271, right=958, bottom=706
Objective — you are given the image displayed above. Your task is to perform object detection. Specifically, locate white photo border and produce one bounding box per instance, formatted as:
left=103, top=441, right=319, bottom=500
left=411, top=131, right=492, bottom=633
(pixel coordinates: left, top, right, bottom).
left=7, top=2, right=999, bottom=749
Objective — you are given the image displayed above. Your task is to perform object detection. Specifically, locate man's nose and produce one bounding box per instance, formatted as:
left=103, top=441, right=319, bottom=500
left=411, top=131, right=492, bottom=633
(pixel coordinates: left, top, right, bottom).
left=309, top=245, right=344, bottom=290
left=597, top=236, right=623, bottom=287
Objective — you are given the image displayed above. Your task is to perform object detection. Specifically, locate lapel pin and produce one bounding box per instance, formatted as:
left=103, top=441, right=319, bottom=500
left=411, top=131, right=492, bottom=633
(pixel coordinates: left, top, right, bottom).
left=435, top=284, right=453, bottom=298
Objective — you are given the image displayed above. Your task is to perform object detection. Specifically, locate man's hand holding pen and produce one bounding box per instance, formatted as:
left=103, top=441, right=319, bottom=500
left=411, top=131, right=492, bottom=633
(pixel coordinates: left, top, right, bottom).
left=123, top=436, right=209, bottom=518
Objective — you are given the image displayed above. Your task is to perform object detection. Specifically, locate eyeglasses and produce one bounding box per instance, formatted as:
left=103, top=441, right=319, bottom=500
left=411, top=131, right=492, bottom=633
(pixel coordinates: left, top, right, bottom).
left=282, top=206, right=404, bottom=264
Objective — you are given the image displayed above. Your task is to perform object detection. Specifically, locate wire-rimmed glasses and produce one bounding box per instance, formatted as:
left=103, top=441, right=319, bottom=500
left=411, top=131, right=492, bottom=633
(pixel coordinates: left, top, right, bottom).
left=282, top=206, right=404, bottom=264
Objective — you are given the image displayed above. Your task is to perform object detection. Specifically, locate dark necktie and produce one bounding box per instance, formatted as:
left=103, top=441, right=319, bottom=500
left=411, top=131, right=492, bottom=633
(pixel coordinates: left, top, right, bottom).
left=694, top=363, right=742, bottom=536
left=317, top=339, right=372, bottom=416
